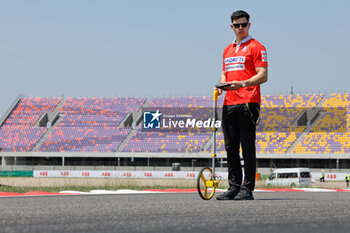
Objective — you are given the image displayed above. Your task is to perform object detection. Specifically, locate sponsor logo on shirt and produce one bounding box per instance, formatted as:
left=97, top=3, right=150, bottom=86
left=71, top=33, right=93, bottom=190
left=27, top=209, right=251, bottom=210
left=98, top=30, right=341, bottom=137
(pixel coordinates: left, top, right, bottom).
left=224, top=56, right=245, bottom=64
left=261, top=50, right=267, bottom=62
left=226, top=64, right=245, bottom=71
left=225, top=56, right=246, bottom=71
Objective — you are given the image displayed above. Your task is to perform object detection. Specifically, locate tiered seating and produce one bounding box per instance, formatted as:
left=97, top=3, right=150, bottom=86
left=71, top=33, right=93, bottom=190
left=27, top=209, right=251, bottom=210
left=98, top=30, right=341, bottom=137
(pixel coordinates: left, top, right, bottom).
left=211, top=131, right=300, bottom=154
left=313, top=93, right=349, bottom=131
left=39, top=97, right=146, bottom=152
left=293, top=133, right=350, bottom=154
left=123, top=128, right=211, bottom=153
left=310, top=109, right=347, bottom=132
left=262, top=94, right=323, bottom=108
left=0, top=97, right=61, bottom=151
left=58, top=115, right=124, bottom=127
left=59, top=97, right=145, bottom=126
left=259, top=94, right=323, bottom=131
left=258, top=94, right=321, bottom=153
left=293, top=93, right=350, bottom=153
left=256, top=132, right=301, bottom=153
left=0, top=125, right=47, bottom=152
left=3, top=97, right=61, bottom=126
left=40, top=127, right=131, bottom=152
left=211, top=94, right=322, bottom=154
left=4, top=94, right=345, bottom=154
left=124, top=97, right=216, bottom=153
left=257, top=108, right=305, bottom=132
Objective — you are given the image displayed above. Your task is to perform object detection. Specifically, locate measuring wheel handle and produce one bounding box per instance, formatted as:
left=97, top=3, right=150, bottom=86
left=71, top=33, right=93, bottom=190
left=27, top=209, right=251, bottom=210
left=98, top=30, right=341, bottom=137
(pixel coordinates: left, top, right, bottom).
left=197, top=89, right=220, bottom=200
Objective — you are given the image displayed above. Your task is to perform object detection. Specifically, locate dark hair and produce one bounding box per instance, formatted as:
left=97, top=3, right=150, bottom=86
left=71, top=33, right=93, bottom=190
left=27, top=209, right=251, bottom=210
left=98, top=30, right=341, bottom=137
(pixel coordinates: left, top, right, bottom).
left=231, top=10, right=250, bottom=23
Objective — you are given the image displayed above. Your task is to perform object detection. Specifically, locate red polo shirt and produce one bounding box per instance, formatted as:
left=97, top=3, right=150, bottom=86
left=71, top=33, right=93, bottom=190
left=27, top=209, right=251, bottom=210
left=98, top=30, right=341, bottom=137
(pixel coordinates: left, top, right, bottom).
left=222, top=36, right=268, bottom=105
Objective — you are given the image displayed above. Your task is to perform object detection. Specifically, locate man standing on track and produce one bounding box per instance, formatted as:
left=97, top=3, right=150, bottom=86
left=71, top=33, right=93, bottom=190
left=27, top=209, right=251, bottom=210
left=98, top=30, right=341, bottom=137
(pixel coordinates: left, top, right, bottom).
left=216, top=10, right=268, bottom=200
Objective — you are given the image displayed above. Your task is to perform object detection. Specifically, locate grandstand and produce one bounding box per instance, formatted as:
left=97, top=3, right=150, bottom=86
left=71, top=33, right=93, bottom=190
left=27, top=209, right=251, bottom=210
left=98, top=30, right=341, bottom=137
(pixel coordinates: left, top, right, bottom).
left=1, top=93, right=350, bottom=170
left=293, top=93, right=350, bottom=154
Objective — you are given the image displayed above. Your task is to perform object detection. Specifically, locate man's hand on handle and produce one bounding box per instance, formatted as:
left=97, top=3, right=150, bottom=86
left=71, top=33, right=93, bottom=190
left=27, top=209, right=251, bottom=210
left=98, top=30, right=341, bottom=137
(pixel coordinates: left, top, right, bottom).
left=224, top=81, right=244, bottom=91
left=214, top=87, right=223, bottom=96
left=214, top=80, right=245, bottom=94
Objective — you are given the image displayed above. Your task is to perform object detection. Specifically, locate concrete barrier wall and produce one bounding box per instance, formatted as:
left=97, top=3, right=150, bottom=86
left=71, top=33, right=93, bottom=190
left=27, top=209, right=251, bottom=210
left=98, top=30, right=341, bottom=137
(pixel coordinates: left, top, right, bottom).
left=32, top=170, right=350, bottom=181
left=33, top=170, right=228, bottom=179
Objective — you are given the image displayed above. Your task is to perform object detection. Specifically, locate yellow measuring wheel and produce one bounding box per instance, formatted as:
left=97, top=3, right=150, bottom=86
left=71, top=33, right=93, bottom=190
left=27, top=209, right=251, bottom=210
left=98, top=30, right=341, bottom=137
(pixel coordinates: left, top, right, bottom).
left=197, top=89, right=221, bottom=200
left=197, top=167, right=219, bottom=200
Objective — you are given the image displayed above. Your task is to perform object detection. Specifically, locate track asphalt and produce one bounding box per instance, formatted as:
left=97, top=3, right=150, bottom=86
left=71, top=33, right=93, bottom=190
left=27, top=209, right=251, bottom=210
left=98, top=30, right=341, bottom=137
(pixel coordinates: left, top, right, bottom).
left=1, top=187, right=349, bottom=197
left=0, top=191, right=350, bottom=233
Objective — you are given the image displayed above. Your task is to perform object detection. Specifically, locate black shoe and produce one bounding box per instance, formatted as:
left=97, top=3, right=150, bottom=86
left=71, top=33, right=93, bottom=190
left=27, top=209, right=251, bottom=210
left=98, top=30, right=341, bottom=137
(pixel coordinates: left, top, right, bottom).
left=234, top=187, right=254, bottom=200
left=216, top=187, right=240, bottom=200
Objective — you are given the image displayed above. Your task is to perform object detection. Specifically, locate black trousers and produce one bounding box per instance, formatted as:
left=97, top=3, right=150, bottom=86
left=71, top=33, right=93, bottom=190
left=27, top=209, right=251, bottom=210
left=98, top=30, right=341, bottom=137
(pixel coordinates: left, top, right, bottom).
left=222, top=103, right=260, bottom=191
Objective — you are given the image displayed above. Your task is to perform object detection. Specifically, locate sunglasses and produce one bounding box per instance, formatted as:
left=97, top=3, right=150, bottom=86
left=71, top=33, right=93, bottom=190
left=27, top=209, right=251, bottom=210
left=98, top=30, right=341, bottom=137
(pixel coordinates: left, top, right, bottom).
left=232, top=22, right=249, bottom=28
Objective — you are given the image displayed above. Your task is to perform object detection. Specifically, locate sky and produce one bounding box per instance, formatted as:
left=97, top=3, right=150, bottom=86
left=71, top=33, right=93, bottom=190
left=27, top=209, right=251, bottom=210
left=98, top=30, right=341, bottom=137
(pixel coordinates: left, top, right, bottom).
left=1, top=0, right=350, bottom=118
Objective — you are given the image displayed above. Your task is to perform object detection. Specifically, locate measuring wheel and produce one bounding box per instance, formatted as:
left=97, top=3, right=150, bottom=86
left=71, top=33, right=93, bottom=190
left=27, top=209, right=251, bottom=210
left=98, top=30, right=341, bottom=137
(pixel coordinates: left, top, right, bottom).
left=196, top=89, right=221, bottom=200
left=197, top=167, right=218, bottom=200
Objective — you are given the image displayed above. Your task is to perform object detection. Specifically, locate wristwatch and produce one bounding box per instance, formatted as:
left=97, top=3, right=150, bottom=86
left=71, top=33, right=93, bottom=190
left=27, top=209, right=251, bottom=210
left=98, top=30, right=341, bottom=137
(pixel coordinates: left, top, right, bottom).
left=241, top=81, right=246, bottom=87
